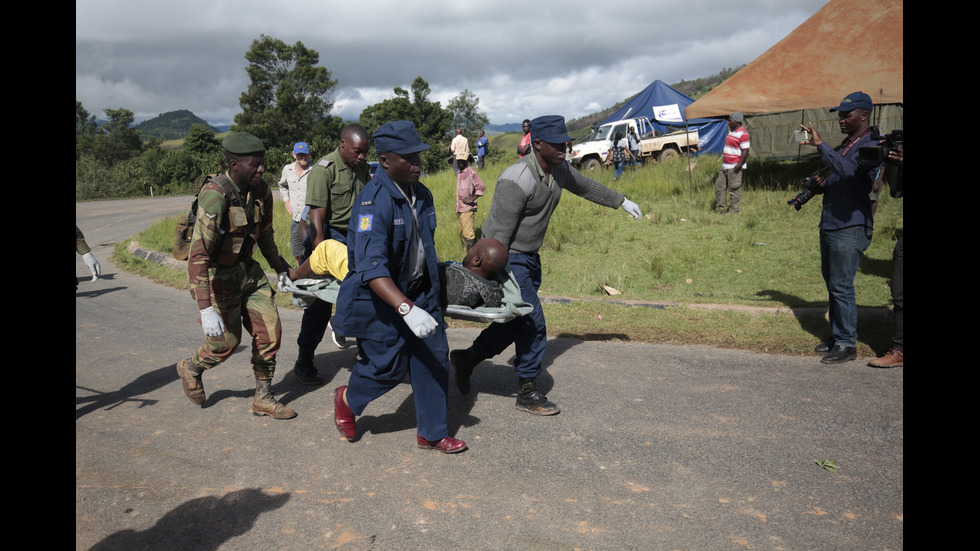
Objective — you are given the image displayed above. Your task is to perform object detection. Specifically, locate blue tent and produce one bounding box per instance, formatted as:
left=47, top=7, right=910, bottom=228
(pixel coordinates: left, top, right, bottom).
left=600, top=80, right=726, bottom=155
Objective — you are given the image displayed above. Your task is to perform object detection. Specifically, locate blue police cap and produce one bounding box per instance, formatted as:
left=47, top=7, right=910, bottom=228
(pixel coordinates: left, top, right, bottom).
left=530, top=115, right=572, bottom=144
left=373, top=121, right=431, bottom=155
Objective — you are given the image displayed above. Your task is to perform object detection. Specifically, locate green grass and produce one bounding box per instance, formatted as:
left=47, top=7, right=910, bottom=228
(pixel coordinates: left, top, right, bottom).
left=118, top=156, right=902, bottom=357
left=426, top=156, right=900, bottom=310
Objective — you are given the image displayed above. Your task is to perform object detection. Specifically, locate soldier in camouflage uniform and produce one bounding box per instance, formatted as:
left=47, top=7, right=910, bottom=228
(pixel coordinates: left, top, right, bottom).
left=76, top=225, right=101, bottom=286
left=176, top=132, right=296, bottom=419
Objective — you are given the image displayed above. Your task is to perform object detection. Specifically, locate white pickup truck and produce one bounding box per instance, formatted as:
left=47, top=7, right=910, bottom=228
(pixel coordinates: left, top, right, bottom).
left=570, top=116, right=699, bottom=171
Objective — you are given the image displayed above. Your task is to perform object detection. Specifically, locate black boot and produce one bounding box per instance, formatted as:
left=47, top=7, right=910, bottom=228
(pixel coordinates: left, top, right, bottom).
left=450, top=348, right=479, bottom=395
left=516, top=377, right=560, bottom=415
left=293, top=347, right=323, bottom=386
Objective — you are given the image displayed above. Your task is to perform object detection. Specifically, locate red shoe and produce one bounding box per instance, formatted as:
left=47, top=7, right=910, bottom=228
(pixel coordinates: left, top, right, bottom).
left=416, top=434, right=467, bottom=454
left=334, top=386, right=356, bottom=441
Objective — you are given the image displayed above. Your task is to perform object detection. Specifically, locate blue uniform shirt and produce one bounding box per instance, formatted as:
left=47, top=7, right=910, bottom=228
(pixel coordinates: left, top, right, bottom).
left=333, top=167, right=444, bottom=344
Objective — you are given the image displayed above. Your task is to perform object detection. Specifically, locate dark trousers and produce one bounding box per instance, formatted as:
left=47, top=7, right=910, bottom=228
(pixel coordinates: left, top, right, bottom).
left=345, top=284, right=449, bottom=441
left=471, top=253, right=547, bottom=379
left=890, top=235, right=903, bottom=351
left=297, top=228, right=348, bottom=350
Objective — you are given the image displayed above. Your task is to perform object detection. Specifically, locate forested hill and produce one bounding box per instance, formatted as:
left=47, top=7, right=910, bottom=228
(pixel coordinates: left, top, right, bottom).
left=134, top=110, right=219, bottom=141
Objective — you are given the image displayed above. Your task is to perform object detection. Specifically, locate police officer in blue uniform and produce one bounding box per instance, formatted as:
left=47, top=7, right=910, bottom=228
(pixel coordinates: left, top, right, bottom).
left=331, top=121, right=466, bottom=454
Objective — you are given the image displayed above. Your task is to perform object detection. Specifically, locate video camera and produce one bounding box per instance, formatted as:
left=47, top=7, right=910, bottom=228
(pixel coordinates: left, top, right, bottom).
left=859, top=128, right=904, bottom=198
left=858, top=129, right=903, bottom=166
left=787, top=174, right=824, bottom=211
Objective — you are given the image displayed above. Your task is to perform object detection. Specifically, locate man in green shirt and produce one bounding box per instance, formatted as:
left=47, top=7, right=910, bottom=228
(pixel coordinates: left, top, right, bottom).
left=292, top=124, right=371, bottom=385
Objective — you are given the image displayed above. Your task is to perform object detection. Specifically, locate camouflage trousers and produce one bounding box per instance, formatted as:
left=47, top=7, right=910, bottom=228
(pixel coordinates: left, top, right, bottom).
left=192, top=259, right=281, bottom=379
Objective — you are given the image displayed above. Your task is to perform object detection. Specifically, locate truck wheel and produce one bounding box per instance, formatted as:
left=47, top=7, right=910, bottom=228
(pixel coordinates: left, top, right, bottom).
left=659, top=148, right=679, bottom=162
left=583, top=158, right=602, bottom=171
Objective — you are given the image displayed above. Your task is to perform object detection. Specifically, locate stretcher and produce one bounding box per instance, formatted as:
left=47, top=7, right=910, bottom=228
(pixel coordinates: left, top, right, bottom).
left=282, top=265, right=532, bottom=325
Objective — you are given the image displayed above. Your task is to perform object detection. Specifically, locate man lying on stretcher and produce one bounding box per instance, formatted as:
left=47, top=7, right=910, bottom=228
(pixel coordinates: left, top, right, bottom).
left=287, top=237, right=509, bottom=308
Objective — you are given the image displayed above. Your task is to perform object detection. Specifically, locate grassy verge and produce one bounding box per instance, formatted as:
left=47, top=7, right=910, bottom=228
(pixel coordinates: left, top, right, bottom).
left=115, top=156, right=901, bottom=358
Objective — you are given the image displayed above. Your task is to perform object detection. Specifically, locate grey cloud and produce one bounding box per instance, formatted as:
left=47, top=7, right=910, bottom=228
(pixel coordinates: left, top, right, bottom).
left=76, top=0, right=831, bottom=126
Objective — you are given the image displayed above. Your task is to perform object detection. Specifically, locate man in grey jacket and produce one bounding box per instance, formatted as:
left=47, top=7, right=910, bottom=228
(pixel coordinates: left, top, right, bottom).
left=450, top=115, right=642, bottom=415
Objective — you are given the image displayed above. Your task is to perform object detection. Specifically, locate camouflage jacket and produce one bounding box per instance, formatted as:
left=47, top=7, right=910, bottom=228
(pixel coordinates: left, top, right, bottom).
left=76, top=226, right=91, bottom=255
left=188, top=173, right=277, bottom=309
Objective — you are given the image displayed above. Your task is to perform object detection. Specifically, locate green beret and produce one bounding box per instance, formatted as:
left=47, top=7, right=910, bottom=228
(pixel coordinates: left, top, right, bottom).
left=222, top=132, right=266, bottom=155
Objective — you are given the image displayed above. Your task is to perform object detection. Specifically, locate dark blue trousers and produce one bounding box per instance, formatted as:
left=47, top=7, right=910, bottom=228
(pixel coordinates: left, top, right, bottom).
left=471, top=252, right=546, bottom=379
left=344, top=285, right=450, bottom=441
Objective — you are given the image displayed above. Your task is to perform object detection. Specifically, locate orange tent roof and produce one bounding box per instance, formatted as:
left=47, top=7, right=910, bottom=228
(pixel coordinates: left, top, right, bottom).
left=686, top=0, right=903, bottom=118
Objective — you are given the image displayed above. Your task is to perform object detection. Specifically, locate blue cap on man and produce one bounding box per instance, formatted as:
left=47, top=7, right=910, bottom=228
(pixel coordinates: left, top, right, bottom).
left=830, top=92, right=873, bottom=112
left=373, top=121, right=431, bottom=155
left=293, top=142, right=310, bottom=155
left=529, top=115, right=573, bottom=144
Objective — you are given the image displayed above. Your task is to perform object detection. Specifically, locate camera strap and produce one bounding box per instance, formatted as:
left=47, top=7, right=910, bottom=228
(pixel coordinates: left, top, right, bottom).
left=838, top=127, right=873, bottom=157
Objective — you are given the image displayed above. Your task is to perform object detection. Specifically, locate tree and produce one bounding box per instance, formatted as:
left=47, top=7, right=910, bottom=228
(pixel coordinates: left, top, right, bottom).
left=232, top=35, right=338, bottom=150
left=447, top=89, right=489, bottom=142
left=358, top=76, right=452, bottom=173
left=76, top=101, right=98, bottom=160
left=184, top=124, right=222, bottom=158
left=183, top=124, right=226, bottom=176
left=84, top=107, right=143, bottom=166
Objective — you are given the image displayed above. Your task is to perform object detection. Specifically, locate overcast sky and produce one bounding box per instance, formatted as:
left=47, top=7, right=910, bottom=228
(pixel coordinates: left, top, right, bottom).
left=76, top=0, right=830, bottom=127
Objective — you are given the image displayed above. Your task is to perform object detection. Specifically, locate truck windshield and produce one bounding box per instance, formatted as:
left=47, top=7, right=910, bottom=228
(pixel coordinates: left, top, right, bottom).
left=594, top=124, right=628, bottom=142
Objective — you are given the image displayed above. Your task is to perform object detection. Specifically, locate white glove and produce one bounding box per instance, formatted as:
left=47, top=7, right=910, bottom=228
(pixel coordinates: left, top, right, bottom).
left=402, top=305, right=438, bottom=339
left=199, top=306, right=225, bottom=337
left=82, top=252, right=101, bottom=281
left=277, top=272, right=293, bottom=293
left=621, top=198, right=642, bottom=220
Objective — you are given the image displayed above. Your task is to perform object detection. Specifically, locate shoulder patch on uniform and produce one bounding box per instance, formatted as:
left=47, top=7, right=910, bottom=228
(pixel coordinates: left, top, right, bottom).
left=357, top=214, right=373, bottom=232
left=318, top=159, right=333, bottom=168
left=205, top=212, right=217, bottom=219
left=361, top=200, right=373, bottom=206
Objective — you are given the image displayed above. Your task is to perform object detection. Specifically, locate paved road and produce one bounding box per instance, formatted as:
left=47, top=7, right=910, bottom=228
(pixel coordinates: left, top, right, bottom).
left=76, top=197, right=903, bottom=550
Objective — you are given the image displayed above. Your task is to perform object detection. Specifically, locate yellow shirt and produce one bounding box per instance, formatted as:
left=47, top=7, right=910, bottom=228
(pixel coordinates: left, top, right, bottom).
left=309, top=239, right=349, bottom=281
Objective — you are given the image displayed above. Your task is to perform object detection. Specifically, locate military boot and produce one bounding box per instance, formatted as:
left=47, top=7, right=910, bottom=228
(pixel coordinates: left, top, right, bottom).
left=293, top=347, right=323, bottom=386
left=176, top=358, right=206, bottom=406
left=251, top=378, right=297, bottom=419
left=516, top=377, right=560, bottom=415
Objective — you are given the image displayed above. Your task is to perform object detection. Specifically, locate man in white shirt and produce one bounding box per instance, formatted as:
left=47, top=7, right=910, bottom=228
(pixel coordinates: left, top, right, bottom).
left=279, top=142, right=312, bottom=265
left=450, top=128, right=469, bottom=174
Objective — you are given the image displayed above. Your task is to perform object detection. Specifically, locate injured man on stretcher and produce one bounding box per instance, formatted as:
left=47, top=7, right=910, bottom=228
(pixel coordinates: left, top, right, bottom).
left=286, top=237, right=511, bottom=310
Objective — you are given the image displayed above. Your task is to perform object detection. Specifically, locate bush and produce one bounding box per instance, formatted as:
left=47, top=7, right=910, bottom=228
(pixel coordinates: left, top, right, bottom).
left=75, top=155, right=150, bottom=200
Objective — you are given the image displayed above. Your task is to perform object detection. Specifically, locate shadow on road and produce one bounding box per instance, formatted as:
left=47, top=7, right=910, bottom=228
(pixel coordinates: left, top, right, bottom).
left=87, top=488, right=290, bottom=551
left=76, top=363, right=175, bottom=420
